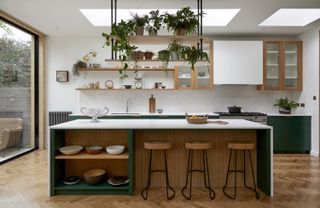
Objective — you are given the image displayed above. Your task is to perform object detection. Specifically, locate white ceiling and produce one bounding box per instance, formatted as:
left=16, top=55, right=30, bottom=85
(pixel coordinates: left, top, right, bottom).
left=1, top=0, right=320, bottom=37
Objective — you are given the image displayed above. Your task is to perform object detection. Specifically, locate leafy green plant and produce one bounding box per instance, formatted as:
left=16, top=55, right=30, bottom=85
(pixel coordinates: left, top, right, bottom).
left=102, top=20, right=137, bottom=79
left=146, top=10, right=163, bottom=35
left=181, top=46, right=209, bottom=70
left=274, top=97, right=299, bottom=110
left=131, top=13, right=149, bottom=27
left=163, top=7, right=200, bottom=35
left=158, top=49, right=170, bottom=68
left=167, top=40, right=183, bottom=59
left=72, top=60, right=86, bottom=79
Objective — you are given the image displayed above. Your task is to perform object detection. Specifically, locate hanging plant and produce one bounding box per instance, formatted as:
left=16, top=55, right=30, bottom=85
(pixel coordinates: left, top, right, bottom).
left=181, top=46, right=209, bottom=70
left=158, top=49, right=170, bottom=68
left=72, top=60, right=86, bottom=80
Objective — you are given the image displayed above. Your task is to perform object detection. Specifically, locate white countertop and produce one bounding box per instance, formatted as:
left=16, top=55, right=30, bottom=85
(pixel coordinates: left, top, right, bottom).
left=51, top=119, right=271, bottom=130
left=70, top=112, right=219, bottom=116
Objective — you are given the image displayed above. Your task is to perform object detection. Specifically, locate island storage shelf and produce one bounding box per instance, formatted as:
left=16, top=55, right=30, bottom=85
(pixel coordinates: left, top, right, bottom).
left=55, top=152, right=129, bottom=160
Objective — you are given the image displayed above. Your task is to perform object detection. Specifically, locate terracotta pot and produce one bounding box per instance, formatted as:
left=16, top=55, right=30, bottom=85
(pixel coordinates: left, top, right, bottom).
left=133, top=51, right=144, bottom=60
left=175, top=28, right=187, bottom=36
left=135, top=26, right=144, bottom=35
left=144, top=52, right=154, bottom=60
left=80, top=62, right=87, bottom=68
left=148, top=30, right=157, bottom=36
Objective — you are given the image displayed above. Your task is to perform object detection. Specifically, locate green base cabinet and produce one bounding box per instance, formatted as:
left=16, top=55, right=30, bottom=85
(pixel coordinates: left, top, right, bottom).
left=267, top=116, right=311, bottom=153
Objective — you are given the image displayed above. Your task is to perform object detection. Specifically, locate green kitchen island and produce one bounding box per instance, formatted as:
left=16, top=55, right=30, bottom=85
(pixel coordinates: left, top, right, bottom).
left=50, top=119, right=273, bottom=196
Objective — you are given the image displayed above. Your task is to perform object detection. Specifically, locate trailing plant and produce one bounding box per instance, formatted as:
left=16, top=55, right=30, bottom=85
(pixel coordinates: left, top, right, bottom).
left=167, top=40, right=183, bottom=59
left=102, top=20, right=137, bottom=79
left=158, top=49, right=170, bottom=68
left=146, top=10, right=163, bottom=35
left=72, top=60, right=86, bottom=79
left=274, top=97, right=299, bottom=110
left=163, top=7, right=200, bottom=35
left=181, top=46, right=209, bottom=70
left=131, top=13, right=149, bottom=27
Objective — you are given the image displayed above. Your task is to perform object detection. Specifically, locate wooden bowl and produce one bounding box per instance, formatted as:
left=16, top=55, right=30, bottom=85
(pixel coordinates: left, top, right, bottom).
left=59, top=146, right=83, bottom=155
left=84, top=169, right=105, bottom=185
left=85, top=145, right=104, bottom=155
left=185, top=113, right=208, bottom=124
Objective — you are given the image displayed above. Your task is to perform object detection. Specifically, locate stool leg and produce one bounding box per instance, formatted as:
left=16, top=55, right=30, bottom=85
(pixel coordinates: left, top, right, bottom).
left=244, top=150, right=260, bottom=199
left=163, top=150, right=175, bottom=200
left=203, top=150, right=215, bottom=200
left=141, top=150, right=153, bottom=200
left=223, top=149, right=236, bottom=199
left=181, top=149, right=193, bottom=200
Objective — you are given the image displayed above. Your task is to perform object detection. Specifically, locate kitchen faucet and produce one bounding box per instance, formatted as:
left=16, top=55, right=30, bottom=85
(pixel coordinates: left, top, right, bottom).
left=126, top=98, right=132, bottom=113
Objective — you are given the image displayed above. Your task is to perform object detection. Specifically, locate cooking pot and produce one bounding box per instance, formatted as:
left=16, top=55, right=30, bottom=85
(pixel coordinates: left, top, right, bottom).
left=228, top=105, right=242, bottom=113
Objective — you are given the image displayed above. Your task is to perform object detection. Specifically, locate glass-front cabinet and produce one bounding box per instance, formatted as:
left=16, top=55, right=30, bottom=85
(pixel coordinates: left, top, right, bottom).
left=262, top=41, right=302, bottom=90
left=175, top=64, right=213, bottom=90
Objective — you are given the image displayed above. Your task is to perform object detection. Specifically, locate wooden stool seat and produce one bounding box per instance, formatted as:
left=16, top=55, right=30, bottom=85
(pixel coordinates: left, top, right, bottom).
left=144, top=141, right=172, bottom=150
left=185, top=141, right=212, bottom=150
left=227, top=142, right=255, bottom=150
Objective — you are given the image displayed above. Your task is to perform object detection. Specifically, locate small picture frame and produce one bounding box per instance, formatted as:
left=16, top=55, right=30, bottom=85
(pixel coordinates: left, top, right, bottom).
left=56, top=71, right=69, bottom=82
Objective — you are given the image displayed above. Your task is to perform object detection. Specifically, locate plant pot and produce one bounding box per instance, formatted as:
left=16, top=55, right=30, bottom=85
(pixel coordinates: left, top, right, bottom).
left=135, top=26, right=144, bottom=36
left=148, top=30, right=157, bottom=36
left=175, top=28, right=187, bottom=36
left=80, top=62, right=87, bottom=68
left=133, top=51, right=144, bottom=60
left=228, top=105, right=242, bottom=113
left=144, top=52, right=154, bottom=60
left=279, top=107, right=291, bottom=114
left=170, top=51, right=180, bottom=60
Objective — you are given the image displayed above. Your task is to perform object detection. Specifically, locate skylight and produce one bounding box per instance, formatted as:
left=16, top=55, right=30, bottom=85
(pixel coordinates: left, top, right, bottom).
left=259, top=8, right=320, bottom=27
left=79, top=9, right=240, bottom=27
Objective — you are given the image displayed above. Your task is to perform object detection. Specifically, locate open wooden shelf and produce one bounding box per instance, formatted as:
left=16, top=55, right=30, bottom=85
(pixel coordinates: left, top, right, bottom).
left=76, top=88, right=176, bottom=91
left=55, top=152, right=129, bottom=160
left=110, top=35, right=212, bottom=44
left=55, top=181, right=129, bottom=191
left=104, top=59, right=209, bottom=63
left=79, top=68, right=174, bottom=72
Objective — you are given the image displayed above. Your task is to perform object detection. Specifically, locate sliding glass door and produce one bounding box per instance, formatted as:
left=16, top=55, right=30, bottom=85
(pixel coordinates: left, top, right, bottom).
left=0, top=18, right=38, bottom=163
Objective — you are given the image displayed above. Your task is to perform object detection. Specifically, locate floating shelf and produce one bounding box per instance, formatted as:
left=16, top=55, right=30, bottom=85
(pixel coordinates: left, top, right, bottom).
left=76, top=88, right=176, bottom=91
left=110, top=35, right=212, bottom=44
left=79, top=68, right=174, bottom=72
left=104, top=59, right=209, bottom=63
left=55, top=152, right=129, bottom=160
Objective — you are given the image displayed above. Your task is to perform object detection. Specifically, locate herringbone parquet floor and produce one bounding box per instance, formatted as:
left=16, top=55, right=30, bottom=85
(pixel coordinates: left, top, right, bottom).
left=0, top=150, right=319, bottom=208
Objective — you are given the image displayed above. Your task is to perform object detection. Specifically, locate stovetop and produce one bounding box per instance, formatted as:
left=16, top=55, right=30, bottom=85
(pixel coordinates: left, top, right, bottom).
left=215, top=112, right=267, bottom=116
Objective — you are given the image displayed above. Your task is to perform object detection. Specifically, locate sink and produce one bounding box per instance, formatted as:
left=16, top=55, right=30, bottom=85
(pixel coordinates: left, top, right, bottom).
left=111, top=112, right=141, bottom=115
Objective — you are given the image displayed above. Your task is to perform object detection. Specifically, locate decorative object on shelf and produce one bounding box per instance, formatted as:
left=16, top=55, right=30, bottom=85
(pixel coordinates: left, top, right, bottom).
left=80, top=107, right=110, bottom=122
left=157, top=108, right=163, bottom=114
left=56, top=71, right=69, bottom=82
left=146, top=10, right=163, bottom=36
left=94, top=81, right=100, bottom=89
left=198, top=71, right=206, bottom=77
left=158, top=49, right=170, bottom=68
left=82, top=49, right=97, bottom=65
left=154, top=82, right=162, bottom=89
left=168, top=40, right=183, bottom=60
left=72, top=60, right=86, bottom=80
left=131, top=13, right=149, bottom=35
left=163, top=7, right=201, bottom=35
left=185, top=113, right=208, bottom=124
left=135, top=80, right=143, bottom=89
left=63, top=176, right=80, bottom=185
left=83, top=169, right=106, bottom=185
left=181, top=46, right=209, bottom=70
left=144, top=51, right=154, bottom=60
left=228, top=105, right=242, bottom=114
left=149, top=94, right=156, bottom=113
left=106, top=145, right=125, bottom=155
left=107, top=176, right=129, bottom=186
left=59, top=145, right=83, bottom=155
left=85, top=145, right=104, bottom=155
left=105, top=80, right=114, bottom=89
left=133, top=50, right=144, bottom=60
left=274, top=97, right=299, bottom=114
left=92, top=63, right=101, bottom=68
left=124, top=84, right=132, bottom=89
left=88, top=82, right=95, bottom=89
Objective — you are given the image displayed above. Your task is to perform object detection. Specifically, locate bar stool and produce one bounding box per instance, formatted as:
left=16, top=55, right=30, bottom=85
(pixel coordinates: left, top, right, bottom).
left=223, top=142, right=260, bottom=199
left=141, top=141, right=175, bottom=200
left=181, top=141, right=215, bottom=200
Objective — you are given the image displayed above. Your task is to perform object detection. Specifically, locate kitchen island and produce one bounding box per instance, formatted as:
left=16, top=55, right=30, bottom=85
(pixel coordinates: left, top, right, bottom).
left=50, top=119, right=272, bottom=196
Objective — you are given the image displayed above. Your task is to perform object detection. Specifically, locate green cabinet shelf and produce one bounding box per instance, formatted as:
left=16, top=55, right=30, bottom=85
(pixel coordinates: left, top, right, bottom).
left=267, top=116, right=311, bottom=153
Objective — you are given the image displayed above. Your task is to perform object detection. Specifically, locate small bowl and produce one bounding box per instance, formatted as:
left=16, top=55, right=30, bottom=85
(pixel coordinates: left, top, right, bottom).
left=59, top=146, right=83, bottom=155
left=157, top=109, right=163, bottom=114
left=85, top=145, right=104, bottom=155
left=124, top=85, right=132, bottom=89
left=92, top=63, right=101, bottom=68
left=84, top=169, right=105, bottom=185
left=106, top=145, right=125, bottom=155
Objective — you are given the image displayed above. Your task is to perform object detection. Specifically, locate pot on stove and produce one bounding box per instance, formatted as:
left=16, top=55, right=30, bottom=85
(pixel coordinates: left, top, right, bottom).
left=227, top=105, right=242, bottom=113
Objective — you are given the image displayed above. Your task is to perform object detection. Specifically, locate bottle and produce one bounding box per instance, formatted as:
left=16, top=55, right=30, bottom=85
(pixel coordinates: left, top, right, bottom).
left=149, top=94, right=156, bottom=113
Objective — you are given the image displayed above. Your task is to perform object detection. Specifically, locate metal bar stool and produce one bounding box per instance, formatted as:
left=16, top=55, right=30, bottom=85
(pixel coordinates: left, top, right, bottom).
left=141, top=141, right=175, bottom=200
left=223, top=142, right=260, bottom=199
left=181, top=141, right=215, bottom=200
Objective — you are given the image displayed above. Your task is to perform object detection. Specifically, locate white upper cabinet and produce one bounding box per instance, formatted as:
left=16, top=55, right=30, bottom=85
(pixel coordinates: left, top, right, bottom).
left=213, top=41, right=263, bottom=85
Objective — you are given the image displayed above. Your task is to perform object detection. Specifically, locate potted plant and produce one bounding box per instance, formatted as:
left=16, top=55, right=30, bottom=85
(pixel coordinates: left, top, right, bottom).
left=72, top=60, right=86, bottom=79
left=132, top=50, right=144, bottom=60
left=131, top=13, right=149, bottom=36
left=144, top=51, right=154, bottom=60
left=158, top=49, right=170, bottom=68
left=146, top=10, right=162, bottom=36
left=274, top=97, right=299, bottom=114
left=168, top=40, right=183, bottom=60
left=163, top=7, right=200, bottom=36
left=181, top=46, right=209, bottom=70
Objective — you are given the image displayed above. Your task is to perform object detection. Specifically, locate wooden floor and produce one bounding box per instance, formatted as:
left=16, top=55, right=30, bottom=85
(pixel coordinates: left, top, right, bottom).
left=0, top=150, right=320, bottom=208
